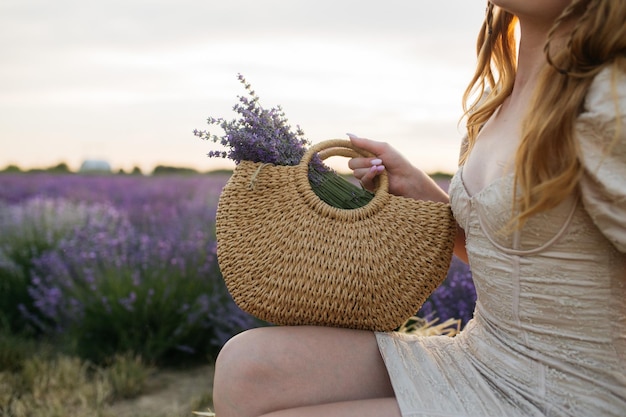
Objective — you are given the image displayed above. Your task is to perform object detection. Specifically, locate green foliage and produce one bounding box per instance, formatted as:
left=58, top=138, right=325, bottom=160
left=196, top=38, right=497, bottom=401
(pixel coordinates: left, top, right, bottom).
left=151, top=165, right=199, bottom=175
left=0, top=332, right=41, bottom=373
left=0, top=258, right=32, bottom=336
left=0, top=165, right=21, bottom=173
left=0, top=177, right=256, bottom=367
left=430, top=171, right=453, bottom=182
left=60, top=262, right=230, bottom=365
left=0, top=199, right=98, bottom=335
left=19, top=197, right=246, bottom=366
left=204, top=168, right=233, bottom=176
left=47, top=163, right=72, bottom=174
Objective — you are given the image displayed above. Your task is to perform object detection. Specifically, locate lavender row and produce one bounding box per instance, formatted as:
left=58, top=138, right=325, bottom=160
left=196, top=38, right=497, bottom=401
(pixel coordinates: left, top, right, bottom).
left=0, top=173, right=258, bottom=364
left=0, top=173, right=475, bottom=363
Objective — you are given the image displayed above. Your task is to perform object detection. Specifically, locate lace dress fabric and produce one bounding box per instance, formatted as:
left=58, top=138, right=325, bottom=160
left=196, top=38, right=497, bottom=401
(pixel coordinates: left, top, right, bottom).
left=376, top=68, right=626, bottom=417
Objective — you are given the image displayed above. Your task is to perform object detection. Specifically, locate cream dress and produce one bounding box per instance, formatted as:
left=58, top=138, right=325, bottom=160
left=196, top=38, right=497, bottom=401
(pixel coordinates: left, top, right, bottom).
left=376, top=68, right=626, bottom=417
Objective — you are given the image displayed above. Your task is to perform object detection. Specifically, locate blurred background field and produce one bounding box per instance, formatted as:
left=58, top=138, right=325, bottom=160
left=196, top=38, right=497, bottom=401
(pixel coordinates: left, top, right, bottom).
left=0, top=168, right=475, bottom=416
left=0, top=2, right=487, bottom=415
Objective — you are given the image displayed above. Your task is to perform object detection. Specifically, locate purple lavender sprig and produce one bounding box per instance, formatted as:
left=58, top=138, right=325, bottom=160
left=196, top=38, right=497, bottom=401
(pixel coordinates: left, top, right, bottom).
left=417, top=257, right=476, bottom=327
left=194, top=74, right=309, bottom=166
left=194, top=74, right=374, bottom=209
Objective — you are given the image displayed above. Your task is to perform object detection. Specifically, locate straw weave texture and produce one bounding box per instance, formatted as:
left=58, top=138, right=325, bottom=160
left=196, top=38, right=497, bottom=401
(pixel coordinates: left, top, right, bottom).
left=216, top=140, right=457, bottom=331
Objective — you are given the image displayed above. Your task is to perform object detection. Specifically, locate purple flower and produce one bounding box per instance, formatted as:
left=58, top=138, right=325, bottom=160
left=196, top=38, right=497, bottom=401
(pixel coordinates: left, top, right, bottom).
left=417, top=257, right=476, bottom=327
left=194, top=74, right=373, bottom=209
left=194, top=74, right=309, bottom=166
left=119, top=291, right=137, bottom=312
left=0, top=173, right=259, bottom=363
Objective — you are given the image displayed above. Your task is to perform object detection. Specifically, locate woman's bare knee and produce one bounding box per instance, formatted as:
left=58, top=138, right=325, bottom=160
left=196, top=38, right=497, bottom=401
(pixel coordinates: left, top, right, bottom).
left=212, top=326, right=395, bottom=417
left=213, top=328, right=276, bottom=416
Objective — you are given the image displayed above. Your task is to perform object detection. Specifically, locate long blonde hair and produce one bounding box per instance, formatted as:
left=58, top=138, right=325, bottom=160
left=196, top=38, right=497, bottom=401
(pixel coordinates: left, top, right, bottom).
left=461, top=0, right=626, bottom=229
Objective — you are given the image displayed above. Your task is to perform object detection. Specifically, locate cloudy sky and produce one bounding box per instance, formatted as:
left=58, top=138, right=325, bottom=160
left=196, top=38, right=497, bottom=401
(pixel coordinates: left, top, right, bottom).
left=0, top=0, right=486, bottom=174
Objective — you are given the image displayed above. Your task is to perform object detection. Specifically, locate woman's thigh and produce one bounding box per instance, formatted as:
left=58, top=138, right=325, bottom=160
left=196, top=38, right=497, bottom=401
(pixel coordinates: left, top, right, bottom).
left=260, top=398, right=401, bottom=417
left=213, top=325, right=396, bottom=417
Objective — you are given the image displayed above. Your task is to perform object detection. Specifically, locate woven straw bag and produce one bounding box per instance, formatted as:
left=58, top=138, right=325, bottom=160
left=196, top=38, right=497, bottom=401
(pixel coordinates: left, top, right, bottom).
left=216, top=139, right=457, bottom=331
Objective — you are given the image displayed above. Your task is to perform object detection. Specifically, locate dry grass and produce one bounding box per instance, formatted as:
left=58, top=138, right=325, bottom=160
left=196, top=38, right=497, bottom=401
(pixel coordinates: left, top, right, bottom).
left=1, top=355, right=112, bottom=417
left=0, top=353, right=159, bottom=417
left=398, top=316, right=462, bottom=337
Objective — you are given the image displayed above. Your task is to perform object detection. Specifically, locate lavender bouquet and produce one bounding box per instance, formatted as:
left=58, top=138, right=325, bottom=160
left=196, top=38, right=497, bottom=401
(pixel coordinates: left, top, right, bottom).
left=193, top=74, right=374, bottom=209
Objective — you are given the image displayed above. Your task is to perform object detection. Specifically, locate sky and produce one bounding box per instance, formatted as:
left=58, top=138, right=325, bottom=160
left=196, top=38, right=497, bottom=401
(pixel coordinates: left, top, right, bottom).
left=0, top=0, right=486, bottom=175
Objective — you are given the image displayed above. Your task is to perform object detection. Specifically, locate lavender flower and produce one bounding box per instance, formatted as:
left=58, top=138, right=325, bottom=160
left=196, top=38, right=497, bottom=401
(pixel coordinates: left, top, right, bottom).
left=194, top=74, right=374, bottom=209
left=0, top=173, right=258, bottom=364
left=0, top=197, right=113, bottom=335
left=417, top=256, right=476, bottom=327
left=194, top=74, right=309, bottom=166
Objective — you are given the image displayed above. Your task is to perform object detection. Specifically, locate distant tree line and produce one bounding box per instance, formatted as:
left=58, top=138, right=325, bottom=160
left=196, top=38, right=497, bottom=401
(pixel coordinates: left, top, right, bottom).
left=0, top=163, right=233, bottom=176
left=1, top=163, right=75, bottom=174
left=1, top=162, right=451, bottom=179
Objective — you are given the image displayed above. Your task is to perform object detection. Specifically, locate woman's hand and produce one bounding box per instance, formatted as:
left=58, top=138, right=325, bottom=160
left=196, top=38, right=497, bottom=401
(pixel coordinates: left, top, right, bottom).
left=346, top=133, right=449, bottom=204
left=347, top=133, right=468, bottom=262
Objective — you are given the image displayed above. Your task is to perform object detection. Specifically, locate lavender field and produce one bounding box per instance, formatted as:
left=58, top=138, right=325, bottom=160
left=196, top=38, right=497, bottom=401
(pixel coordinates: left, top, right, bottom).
left=0, top=172, right=475, bottom=365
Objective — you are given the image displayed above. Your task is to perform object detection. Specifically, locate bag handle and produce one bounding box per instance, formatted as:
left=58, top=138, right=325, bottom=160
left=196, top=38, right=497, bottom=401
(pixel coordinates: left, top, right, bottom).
left=296, top=139, right=390, bottom=219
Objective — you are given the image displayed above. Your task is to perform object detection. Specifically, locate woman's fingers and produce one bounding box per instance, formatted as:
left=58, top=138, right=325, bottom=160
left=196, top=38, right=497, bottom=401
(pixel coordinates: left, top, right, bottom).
left=351, top=163, right=385, bottom=192
left=348, top=158, right=384, bottom=172
left=346, top=134, right=383, bottom=168
left=346, top=133, right=388, bottom=156
left=360, top=169, right=385, bottom=192
left=346, top=133, right=386, bottom=191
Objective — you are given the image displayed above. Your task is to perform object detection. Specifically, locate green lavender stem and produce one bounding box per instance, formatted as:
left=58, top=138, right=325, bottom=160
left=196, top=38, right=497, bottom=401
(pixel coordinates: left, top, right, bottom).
left=310, top=169, right=374, bottom=209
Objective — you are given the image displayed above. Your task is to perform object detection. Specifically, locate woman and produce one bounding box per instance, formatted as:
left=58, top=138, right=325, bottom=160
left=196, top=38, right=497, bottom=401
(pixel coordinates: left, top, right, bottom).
left=212, top=1, right=626, bottom=416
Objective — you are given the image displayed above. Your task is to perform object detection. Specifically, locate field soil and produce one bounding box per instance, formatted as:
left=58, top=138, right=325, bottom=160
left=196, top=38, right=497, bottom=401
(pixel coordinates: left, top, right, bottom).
left=108, top=364, right=214, bottom=417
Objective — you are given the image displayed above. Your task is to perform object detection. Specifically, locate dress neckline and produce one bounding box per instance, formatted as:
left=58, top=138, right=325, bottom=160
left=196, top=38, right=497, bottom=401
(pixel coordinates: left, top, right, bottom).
left=453, top=166, right=579, bottom=255
left=457, top=165, right=514, bottom=200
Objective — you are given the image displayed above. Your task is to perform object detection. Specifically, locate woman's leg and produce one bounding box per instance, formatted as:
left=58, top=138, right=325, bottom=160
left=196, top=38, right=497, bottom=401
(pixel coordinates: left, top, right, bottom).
left=213, top=326, right=400, bottom=417
left=259, top=398, right=400, bottom=417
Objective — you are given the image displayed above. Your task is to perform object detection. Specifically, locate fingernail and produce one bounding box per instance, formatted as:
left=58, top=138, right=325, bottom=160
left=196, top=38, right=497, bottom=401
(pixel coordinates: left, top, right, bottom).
left=376, top=165, right=385, bottom=172
left=346, top=133, right=357, bottom=138
left=370, top=158, right=382, bottom=166
left=370, top=165, right=377, bottom=173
